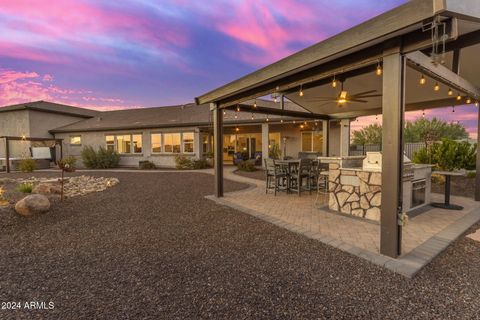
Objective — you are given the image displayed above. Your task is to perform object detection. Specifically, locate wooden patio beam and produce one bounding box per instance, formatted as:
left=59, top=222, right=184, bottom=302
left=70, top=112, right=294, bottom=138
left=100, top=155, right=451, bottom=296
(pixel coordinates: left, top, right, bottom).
left=226, top=104, right=330, bottom=120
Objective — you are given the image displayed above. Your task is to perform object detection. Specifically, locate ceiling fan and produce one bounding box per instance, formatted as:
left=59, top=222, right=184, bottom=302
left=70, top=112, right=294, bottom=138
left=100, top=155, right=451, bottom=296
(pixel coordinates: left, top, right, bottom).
left=310, top=80, right=382, bottom=107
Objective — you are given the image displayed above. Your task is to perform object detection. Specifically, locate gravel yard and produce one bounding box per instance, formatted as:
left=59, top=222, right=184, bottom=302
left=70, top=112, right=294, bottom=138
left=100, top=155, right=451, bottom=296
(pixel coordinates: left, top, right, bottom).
left=0, top=171, right=479, bottom=319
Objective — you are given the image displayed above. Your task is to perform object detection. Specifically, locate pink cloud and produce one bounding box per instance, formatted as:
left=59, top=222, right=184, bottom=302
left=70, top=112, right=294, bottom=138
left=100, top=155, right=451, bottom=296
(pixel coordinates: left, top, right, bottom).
left=0, top=69, right=39, bottom=84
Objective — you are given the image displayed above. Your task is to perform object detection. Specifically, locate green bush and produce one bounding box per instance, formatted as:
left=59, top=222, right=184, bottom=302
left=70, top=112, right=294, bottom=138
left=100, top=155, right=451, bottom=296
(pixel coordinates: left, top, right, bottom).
left=175, top=155, right=193, bottom=170
left=16, top=182, right=33, bottom=193
left=58, top=156, right=77, bottom=170
left=237, top=159, right=257, bottom=172
left=412, top=138, right=477, bottom=171
left=139, top=161, right=156, bottom=170
left=18, top=158, right=36, bottom=172
left=192, top=159, right=210, bottom=169
left=466, top=171, right=476, bottom=179
left=81, top=146, right=120, bottom=169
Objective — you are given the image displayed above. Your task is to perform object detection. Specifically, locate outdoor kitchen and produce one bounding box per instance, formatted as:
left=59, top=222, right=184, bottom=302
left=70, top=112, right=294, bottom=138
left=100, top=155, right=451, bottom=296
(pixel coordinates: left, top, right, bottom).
left=326, top=152, right=432, bottom=221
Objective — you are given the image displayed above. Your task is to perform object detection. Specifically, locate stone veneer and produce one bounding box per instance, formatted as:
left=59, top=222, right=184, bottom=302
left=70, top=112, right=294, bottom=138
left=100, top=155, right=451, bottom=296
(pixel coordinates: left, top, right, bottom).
left=328, top=163, right=382, bottom=221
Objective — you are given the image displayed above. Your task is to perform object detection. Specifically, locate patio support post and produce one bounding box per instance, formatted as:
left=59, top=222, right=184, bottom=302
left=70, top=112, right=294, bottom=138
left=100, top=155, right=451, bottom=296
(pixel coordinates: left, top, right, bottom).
left=339, top=119, right=350, bottom=156
left=380, top=52, right=405, bottom=258
left=212, top=103, right=224, bottom=197
left=262, top=123, right=269, bottom=168
left=5, top=137, right=10, bottom=173
left=475, top=108, right=480, bottom=201
left=322, top=120, right=328, bottom=156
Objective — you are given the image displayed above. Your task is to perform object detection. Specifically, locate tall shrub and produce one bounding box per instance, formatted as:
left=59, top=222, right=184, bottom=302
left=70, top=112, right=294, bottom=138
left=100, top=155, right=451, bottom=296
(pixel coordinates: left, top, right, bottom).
left=81, top=146, right=120, bottom=169
left=413, top=138, right=476, bottom=171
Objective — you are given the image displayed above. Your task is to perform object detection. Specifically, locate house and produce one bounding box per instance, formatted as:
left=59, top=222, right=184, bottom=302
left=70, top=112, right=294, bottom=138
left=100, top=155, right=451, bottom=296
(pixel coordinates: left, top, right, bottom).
left=0, top=100, right=350, bottom=169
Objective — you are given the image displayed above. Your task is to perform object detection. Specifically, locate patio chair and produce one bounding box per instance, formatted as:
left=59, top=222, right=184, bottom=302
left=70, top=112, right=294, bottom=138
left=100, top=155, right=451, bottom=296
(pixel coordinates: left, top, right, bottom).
left=288, top=159, right=312, bottom=196
left=310, top=160, right=328, bottom=192
left=265, top=158, right=287, bottom=195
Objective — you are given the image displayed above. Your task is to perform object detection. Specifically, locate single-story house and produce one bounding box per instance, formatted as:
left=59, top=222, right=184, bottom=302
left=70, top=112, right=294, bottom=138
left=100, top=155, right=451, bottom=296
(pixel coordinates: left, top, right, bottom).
left=0, top=100, right=350, bottom=169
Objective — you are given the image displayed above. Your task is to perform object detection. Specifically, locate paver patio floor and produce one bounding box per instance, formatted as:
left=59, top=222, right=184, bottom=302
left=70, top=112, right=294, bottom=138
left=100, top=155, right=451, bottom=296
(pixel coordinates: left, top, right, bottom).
left=223, top=169, right=480, bottom=256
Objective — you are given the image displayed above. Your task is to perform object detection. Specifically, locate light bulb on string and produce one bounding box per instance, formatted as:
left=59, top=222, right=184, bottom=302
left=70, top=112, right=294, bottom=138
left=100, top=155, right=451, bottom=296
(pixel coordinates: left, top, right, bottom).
left=466, top=97, right=472, bottom=104
left=251, top=113, right=254, bottom=120
left=253, top=100, right=257, bottom=108
left=448, top=88, right=453, bottom=96
left=266, top=115, right=269, bottom=122
left=420, top=74, right=426, bottom=85
left=376, top=61, right=382, bottom=76
left=375, top=114, right=378, bottom=121
left=456, top=94, right=462, bottom=101
left=234, top=114, right=238, bottom=119
left=422, top=110, right=425, bottom=118
left=299, top=84, right=304, bottom=97
left=223, top=110, right=226, bottom=115
left=434, top=82, right=440, bottom=91
left=236, top=105, right=240, bottom=112
left=332, top=75, right=337, bottom=88
left=476, top=101, right=479, bottom=107
left=452, top=106, right=455, bottom=113
left=235, top=127, right=239, bottom=132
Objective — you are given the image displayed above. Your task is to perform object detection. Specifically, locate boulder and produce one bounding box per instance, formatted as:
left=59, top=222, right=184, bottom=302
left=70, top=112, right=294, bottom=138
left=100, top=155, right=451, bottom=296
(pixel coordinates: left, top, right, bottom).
left=33, top=183, right=62, bottom=195
left=15, top=194, right=50, bottom=216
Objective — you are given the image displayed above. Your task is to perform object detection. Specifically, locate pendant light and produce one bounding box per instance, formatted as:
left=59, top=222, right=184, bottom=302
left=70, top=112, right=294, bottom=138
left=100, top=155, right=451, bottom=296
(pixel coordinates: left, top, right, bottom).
left=456, top=94, right=462, bottom=101
left=420, top=74, right=426, bottom=85
left=299, top=84, right=304, bottom=97
left=332, top=75, right=337, bottom=88
left=448, top=88, right=453, bottom=96
left=434, top=82, right=440, bottom=91
left=376, top=61, right=382, bottom=76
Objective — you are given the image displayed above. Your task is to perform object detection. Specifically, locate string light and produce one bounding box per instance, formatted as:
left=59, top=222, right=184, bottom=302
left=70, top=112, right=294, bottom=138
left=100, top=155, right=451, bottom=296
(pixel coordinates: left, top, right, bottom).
left=448, top=88, right=453, bottom=96
left=253, top=100, right=257, bottom=108
left=422, top=110, right=425, bottom=118
left=420, top=74, right=426, bottom=85
left=280, top=118, right=284, bottom=123
left=266, top=115, right=269, bottom=122
left=456, top=93, right=462, bottom=101
left=273, top=96, right=277, bottom=103
left=293, top=120, right=296, bottom=124
left=376, top=61, right=382, bottom=76
left=234, top=114, right=238, bottom=119
left=332, top=75, right=337, bottom=88
left=251, top=113, right=254, bottom=120
left=299, top=84, right=304, bottom=97
left=235, top=127, right=240, bottom=132
left=236, top=105, right=240, bottom=112
left=452, top=106, right=455, bottom=113
left=375, top=114, right=378, bottom=120
left=300, top=124, right=304, bottom=129
left=476, top=101, right=479, bottom=107
left=223, top=110, right=226, bottom=115
left=304, top=121, right=307, bottom=125
left=466, top=97, right=472, bottom=104
left=434, top=82, right=440, bottom=91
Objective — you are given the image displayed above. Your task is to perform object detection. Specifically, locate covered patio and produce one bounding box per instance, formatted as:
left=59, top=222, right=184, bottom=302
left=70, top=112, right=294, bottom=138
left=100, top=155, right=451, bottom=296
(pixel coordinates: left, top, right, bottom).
left=196, top=0, right=480, bottom=266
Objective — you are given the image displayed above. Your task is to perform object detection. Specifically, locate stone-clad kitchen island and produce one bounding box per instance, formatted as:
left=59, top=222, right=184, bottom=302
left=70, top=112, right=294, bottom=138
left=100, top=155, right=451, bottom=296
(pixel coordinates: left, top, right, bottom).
left=325, top=153, right=432, bottom=221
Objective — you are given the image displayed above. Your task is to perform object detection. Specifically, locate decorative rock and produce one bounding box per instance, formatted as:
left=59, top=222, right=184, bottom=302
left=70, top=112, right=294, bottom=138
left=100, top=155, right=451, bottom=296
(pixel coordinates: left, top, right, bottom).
left=15, top=194, right=50, bottom=216
left=328, top=182, right=337, bottom=192
left=371, top=192, right=382, bottom=207
left=341, top=185, right=354, bottom=193
left=351, top=201, right=360, bottom=209
left=369, top=172, right=382, bottom=186
left=365, top=207, right=381, bottom=220
left=346, top=193, right=359, bottom=202
left=33, top=183, right=62, bottom=195
left=360, top=195, right=369, bottom=209
left=329, top=193, right=339, bottom=211
left=341, top=203, right=351, bottom=214
left=352, top=209, right=364, bottom=217
left=336, top=192, right=350, bottom=207
left=357, top=171, right=370, bottom=183
left=341, top=170, right=356, bottom=176
left=366, top=192, right=374, bottom=201
left=370, top=185, right=381, bottom=193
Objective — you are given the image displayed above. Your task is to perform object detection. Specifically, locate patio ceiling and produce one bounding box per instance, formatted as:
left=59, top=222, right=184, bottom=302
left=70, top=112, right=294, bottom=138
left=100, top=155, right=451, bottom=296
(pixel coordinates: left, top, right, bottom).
left=196, top=0, right=480, bottom=120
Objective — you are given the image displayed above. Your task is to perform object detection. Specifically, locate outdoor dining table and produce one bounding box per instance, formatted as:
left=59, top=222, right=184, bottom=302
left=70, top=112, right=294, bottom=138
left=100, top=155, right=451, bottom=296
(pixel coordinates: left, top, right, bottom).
left=431, top=170, right=465, bottom=210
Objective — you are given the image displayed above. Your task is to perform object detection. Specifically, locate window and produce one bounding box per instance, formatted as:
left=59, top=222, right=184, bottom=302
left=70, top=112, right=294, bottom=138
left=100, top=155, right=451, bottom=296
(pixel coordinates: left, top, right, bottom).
left=151, top=133, right=162, bottom=153
left=164, top=133, right=181, bottom=153
left=106, top=135, right=115, bottom=152
left=132, top=134, right=142, bottom=153
left=105, top=134, right=143, bottom=154
left=301, top=131, right=323, bottom=153
left=116, top=135, right=131, bottom=154
left=70, top=135, right=81, bottom=146
left=183, top=132, right=194, bottom=153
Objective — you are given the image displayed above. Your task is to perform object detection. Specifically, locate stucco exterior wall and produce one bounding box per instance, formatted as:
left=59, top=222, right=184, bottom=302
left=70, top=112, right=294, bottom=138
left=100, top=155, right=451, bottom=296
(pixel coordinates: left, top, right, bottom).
left=55, top=126, right=201, bottom=168
left=28, top=110, right=87, bottom=138
left=0, top=110, right=31, bottom=158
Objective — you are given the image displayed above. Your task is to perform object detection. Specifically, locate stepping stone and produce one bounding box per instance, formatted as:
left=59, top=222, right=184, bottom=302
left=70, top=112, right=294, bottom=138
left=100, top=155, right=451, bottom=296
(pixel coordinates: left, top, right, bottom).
left=467, top=229, right=480, bottom=242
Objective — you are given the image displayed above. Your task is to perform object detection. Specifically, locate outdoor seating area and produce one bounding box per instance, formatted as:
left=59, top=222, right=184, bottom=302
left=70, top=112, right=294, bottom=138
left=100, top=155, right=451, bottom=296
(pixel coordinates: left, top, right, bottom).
left=264, top=158, right=327, bottom=196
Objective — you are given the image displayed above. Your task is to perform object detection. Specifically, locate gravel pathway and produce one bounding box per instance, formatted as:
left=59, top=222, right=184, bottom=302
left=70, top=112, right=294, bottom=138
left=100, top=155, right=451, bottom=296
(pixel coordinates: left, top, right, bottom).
left=0, top=171, right=479, bottom=319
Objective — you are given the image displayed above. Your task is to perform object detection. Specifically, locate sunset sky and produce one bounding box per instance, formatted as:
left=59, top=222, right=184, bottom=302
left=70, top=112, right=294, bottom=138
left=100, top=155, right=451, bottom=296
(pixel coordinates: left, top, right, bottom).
left=0, top=0, right=477, bottom=137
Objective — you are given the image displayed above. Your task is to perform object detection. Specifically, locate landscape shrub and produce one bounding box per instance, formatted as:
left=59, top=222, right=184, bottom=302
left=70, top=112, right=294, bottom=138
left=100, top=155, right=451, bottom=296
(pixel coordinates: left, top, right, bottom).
left=18, top=158, right=36, bottom=172
left=192, top=159, right=210, bottom=169
left=58, top=156, right=77, bottom=170
left=466, top=171, right=476, bottom=179
left=237, top=159, right=257, bottom=172
left=81, top=146, right=120, bottom=169
left=139, top=161, right=156, bottom=170
left=16, top=182, right=33, bottom=193
left=175, top=155, right=193, bottom=170
left=413, top=138, right=476, bottom=171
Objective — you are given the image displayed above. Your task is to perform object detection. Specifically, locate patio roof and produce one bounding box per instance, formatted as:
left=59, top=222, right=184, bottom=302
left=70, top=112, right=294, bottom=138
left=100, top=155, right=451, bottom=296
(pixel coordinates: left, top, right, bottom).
left=196, top=0, right=480, bottom=119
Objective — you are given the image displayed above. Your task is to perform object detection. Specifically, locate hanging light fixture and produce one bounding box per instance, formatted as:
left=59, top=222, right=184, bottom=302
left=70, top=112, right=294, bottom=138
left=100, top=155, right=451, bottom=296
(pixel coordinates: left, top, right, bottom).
left=448, top=88, right=453, bottom=96
left=299, top=84, right=304, bottom=97
left=376, top=61, right=382, bottom=76
left=456, top=93, right=462, bottom=101
left=253, top=100, right=257, bottom=108
left=420, top=74, right=426, bottom=85
left=466, top=97, right=472, bottom=104
left=434, top=82, right=440, bottom=91
left=236, top=105, right=240, bottom=112
left=332, top=75, right=337, bottom=88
